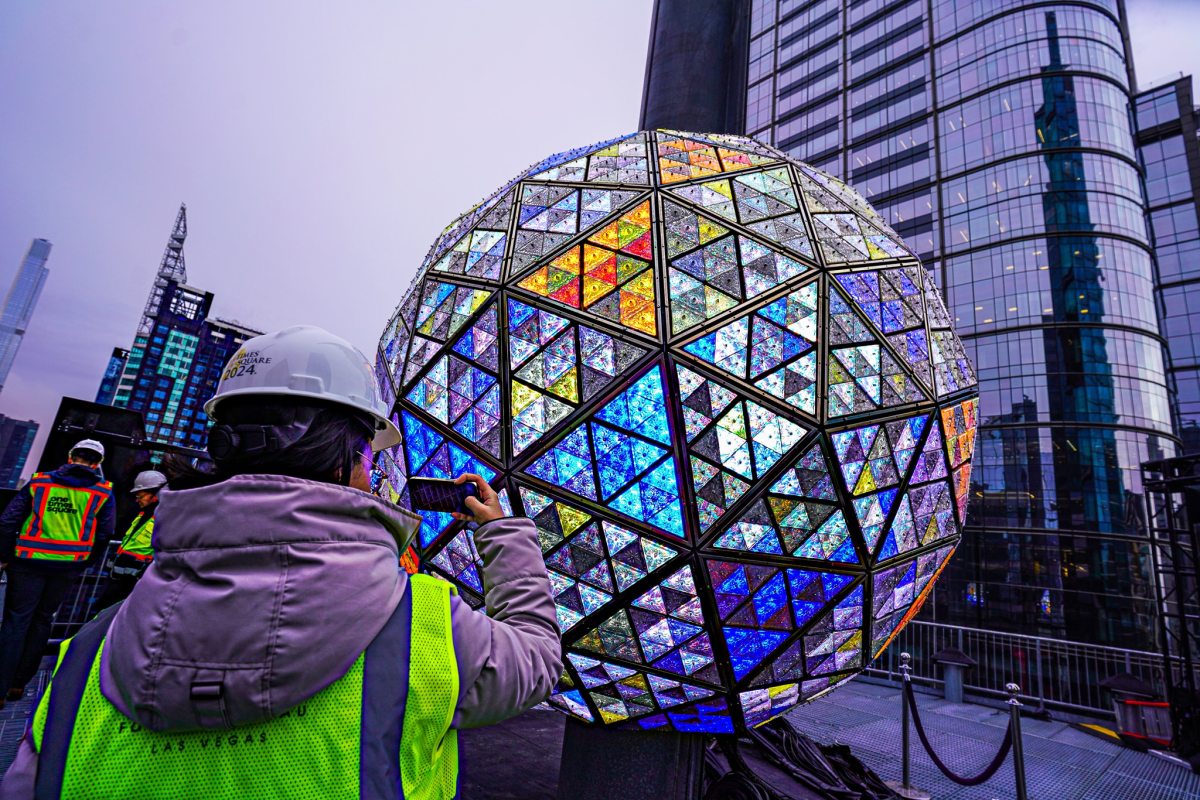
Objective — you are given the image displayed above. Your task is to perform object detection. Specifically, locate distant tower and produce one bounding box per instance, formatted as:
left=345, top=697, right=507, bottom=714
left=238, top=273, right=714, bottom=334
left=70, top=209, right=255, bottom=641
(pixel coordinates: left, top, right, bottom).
left=0, top=238, right=52, bottom=396
left=0, top=413, right=39, bottom=489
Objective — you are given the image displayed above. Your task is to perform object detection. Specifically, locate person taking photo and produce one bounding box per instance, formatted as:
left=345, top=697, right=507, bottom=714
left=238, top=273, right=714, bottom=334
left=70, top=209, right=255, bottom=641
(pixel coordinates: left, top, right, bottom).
left=0, top=325, right=561, bottom=799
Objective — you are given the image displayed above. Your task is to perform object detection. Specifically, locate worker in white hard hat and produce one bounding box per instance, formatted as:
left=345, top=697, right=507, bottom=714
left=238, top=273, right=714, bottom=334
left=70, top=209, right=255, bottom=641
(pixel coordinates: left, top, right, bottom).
left=97, top=469, right=169, bottom=608
left=1, top=325, right=559, bottom=798
left=0, top=439, right=115, bottom=708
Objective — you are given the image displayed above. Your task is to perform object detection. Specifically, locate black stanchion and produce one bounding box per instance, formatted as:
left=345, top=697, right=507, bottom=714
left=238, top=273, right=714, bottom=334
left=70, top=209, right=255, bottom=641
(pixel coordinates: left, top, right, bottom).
left=1006, top=683, right=1029, bottom=800
left=886, top=653, right=931, bottom=800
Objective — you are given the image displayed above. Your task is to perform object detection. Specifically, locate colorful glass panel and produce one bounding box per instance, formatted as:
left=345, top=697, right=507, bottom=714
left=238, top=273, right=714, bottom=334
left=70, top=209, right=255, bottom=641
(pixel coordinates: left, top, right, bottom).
left=678, top=363, right=809, bottom=532
left=713, top=441, right=857, bottom=563
left=871, top=545, right=954, bottom=657
left=515, top=200, right=657, bottom=336
left=508, top=298, right=649, bottom=456
left=520, top=484, right=680, bottom=633
left=523, top=365, right=685, bottom=538
left=827, top=318, right=929, bottom=418
left=413, top=279, right=492, bottom=343
left=568, top=653, right=715, bottom=725
left=682, top=281, right=819, bottom=415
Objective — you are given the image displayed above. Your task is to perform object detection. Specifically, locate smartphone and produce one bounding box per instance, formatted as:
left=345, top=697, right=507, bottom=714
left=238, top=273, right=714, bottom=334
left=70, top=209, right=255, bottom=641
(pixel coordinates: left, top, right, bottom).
left=408, top=477, right=479, bottom=514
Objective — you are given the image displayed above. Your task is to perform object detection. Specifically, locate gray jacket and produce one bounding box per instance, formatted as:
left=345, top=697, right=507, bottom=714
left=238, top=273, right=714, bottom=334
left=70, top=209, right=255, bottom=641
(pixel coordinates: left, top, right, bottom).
left=0, top=474, right=561, bottom=796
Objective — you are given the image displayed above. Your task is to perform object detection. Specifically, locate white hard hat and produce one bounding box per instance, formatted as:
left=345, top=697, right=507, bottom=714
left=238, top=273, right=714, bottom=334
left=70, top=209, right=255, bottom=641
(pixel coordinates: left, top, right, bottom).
left=130, top=470, right=168, bottom=494
left=71, top=439, right=105, bottom=460
left=204, top=325, right=400, bottom=450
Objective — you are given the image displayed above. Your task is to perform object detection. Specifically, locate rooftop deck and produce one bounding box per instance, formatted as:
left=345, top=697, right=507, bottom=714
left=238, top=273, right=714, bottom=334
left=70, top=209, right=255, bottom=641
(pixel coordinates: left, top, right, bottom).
left=790, top=679, right=1200, bottom=800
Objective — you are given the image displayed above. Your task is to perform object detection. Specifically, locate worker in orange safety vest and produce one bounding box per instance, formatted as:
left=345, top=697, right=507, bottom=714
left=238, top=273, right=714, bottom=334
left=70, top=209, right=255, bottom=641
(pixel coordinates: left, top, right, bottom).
left=0, top=440, right=115, bottom=707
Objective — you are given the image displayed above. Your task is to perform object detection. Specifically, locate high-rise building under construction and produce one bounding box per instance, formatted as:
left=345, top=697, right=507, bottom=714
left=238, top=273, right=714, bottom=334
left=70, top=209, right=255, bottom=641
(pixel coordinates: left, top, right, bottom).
left=103, top=206, right=261, bottom=449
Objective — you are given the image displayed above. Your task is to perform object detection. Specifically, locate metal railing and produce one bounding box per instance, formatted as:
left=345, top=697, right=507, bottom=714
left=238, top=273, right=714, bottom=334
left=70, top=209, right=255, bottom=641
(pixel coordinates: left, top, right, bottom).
left=867, top=619, right=1172, bottom=716
left=49, top=541, right=119, bottom=642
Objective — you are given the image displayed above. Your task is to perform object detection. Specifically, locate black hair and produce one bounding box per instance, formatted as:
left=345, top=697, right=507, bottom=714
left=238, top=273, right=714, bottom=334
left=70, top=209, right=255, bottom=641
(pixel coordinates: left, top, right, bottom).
left=159, top=453, right=218, bottom=490
left=169, top=398, right=375, bottom=488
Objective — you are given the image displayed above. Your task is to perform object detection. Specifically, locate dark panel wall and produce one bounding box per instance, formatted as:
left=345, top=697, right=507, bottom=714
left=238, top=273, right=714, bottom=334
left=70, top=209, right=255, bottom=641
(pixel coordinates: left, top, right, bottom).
left=640, top=0, right=751, bottom=133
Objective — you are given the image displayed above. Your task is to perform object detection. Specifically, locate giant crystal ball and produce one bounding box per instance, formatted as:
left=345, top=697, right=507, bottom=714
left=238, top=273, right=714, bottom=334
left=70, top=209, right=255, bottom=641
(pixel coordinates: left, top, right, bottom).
left=374, top=131, right=979, bottom=733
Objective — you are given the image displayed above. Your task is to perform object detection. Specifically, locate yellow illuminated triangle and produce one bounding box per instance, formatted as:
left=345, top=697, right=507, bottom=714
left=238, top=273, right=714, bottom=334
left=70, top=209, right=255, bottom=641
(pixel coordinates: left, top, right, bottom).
left=548, top=367, right=579, bottom=404
left=557, top=501, right=592, bottom=538
left=854, top=464, right=877, bottom=495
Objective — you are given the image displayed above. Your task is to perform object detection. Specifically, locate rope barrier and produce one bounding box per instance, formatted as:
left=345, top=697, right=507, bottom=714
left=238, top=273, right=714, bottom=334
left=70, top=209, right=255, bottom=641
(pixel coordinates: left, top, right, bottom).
left=903, top=680, right=1013, bottom=786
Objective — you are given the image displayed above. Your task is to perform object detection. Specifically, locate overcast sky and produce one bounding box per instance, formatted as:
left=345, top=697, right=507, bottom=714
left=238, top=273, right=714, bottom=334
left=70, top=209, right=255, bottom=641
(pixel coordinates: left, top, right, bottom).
left=0, top=1, right=1197, bottom=474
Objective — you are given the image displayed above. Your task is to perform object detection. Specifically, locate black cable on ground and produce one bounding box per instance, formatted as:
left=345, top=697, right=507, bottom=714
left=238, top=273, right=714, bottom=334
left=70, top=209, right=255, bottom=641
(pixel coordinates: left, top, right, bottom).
left=700, top=717, right=902, bottom=798
left=903, top=680, right=1012, bottom=786
left=705, top=737, right=782, bottom=800
left=749, top=722, right=874, bottom=799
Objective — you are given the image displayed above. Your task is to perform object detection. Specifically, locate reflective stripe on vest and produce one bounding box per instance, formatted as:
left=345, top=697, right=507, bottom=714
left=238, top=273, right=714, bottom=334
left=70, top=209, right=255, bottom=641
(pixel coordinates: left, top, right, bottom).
left=115, top=513, right=155, bottom=562
left=31, top=574, right=459, bottom=799
left=16, top=474, right=113, bottom=562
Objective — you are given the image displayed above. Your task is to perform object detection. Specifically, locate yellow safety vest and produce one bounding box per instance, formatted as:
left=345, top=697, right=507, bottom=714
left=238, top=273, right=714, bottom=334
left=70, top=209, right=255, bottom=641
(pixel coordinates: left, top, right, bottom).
left=115, top=511, right=155, bottom=563
left=32, top=574, right=460, bottom=799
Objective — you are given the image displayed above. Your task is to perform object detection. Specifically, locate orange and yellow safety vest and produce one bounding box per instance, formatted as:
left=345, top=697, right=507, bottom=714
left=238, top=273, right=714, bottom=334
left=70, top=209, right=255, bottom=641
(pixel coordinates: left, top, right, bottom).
left=16, top=473, right=113, bottom=563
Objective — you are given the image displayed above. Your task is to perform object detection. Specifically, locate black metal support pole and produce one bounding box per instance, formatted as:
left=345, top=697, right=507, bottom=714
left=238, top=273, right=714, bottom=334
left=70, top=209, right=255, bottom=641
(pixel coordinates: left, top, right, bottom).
left=639, top=0, right=751, bottom=133
left=1142, top=455, right=1200, bottom=756
left=901, top=653, right=912, bottom=788
left=887, top=653, right=931, bottom=800
left=556, top=719, right=705, bottom=800
left=1007, top=682, right=1029, bottom=800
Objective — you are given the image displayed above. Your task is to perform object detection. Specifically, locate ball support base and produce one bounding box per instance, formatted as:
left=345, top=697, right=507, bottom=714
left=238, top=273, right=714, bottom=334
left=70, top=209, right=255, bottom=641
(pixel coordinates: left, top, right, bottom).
left=555, top=716, right=904, bottom=799
left=556, top=719, right=705, bottom=800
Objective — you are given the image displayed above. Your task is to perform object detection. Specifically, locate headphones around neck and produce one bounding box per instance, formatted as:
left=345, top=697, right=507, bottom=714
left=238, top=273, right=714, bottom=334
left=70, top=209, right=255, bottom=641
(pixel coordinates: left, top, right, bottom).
left=207, top=424, right=282, bottom=460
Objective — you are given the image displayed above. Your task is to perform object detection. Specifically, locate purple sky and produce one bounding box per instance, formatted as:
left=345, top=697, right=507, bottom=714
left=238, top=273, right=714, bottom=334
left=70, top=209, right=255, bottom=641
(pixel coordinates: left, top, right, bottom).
left=0, top=1, right=654, bottom=467
left=0, top=1, right=1197, bottom=473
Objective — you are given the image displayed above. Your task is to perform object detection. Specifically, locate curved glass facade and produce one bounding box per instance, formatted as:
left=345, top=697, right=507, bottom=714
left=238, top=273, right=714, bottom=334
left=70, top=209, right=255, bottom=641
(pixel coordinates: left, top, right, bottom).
left=940, top=79, right=1137, bottom=171
left=936, top=5, right=1126, bottom=98
left=946, top=238, right=1159, bottom=336
left=738, top=0, right=1175, bottom=647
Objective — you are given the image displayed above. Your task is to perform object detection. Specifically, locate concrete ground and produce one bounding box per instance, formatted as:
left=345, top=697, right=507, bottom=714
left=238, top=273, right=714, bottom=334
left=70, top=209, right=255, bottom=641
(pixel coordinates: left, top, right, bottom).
left=3, top=663, right=1197, bottom=799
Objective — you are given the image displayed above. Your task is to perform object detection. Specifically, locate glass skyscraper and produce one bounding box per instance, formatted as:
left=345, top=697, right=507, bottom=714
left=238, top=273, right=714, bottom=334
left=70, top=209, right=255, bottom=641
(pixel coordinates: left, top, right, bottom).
left=94, top=347, right=129, bottom=406
left=0, top=413, right=38, bottom=489
left=1137, top=77, right=1200, bottom=456
left=0, top=238, right=51, bottom=396
left=644, top=0, right=1177, bottom=648
left=103, top=207, right=261, bottom=449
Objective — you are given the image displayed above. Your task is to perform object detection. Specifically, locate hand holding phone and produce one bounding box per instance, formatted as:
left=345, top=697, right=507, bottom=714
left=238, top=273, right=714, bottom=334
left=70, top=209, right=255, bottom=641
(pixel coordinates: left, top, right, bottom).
left=408, top=473, right=505, bottom=526
left=451, top=473, right=505, bottom=525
